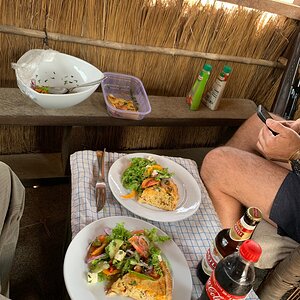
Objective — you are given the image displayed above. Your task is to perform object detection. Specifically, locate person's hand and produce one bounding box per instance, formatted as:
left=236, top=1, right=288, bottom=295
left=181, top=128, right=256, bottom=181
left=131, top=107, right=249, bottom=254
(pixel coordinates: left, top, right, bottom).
left=257, top=119, right=300, bottom=161
left=279, top=118, right=300, bottom=133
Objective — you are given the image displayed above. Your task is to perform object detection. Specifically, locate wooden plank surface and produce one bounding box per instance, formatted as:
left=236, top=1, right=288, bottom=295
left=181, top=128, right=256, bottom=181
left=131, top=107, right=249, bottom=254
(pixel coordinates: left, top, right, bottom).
left=220, top=0, right=300, bottom=20
left=0, top=88, right=257, bottom=127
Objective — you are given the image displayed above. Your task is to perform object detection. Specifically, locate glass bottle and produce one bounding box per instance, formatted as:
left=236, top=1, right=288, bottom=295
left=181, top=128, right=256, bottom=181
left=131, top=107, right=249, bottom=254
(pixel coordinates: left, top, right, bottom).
left=199, top=239, right=262, bottom=300
left=203, top=65, right=232, bottom=111
left=197, top=207, right=262, bottom=284
left=186, top=64, right=212, bottom=111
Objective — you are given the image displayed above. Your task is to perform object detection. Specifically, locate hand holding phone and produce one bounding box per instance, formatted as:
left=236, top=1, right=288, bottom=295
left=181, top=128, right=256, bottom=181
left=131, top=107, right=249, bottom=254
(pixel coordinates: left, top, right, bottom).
left=257, top=105, right=278, bottom=136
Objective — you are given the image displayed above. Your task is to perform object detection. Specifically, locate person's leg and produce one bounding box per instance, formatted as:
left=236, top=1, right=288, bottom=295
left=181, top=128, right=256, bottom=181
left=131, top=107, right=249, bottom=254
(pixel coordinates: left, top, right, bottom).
left=226, top=113, right=264, bottom=153
left=0, top=162, right=25, bottom=298
left=225, top=112, right=284, bottom=152
left=200, top=146, right=289, bottom=228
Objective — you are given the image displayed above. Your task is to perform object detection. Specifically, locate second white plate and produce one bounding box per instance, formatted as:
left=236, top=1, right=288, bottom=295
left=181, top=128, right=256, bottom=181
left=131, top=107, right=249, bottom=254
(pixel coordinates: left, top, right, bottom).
left=108, top=153, right=202, bottom=222
left=63, top=216, right=193, bottom=300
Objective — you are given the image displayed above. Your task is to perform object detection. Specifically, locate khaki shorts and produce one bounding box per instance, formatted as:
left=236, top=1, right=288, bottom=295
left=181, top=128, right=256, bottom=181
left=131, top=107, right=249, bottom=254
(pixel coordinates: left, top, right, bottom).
left=251, top=220, right=299, bottom=269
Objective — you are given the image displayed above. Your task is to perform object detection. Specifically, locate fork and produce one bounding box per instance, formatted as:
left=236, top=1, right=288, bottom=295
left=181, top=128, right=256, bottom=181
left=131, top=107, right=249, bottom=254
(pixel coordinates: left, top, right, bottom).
left=95, top=149, right=106, bottom=212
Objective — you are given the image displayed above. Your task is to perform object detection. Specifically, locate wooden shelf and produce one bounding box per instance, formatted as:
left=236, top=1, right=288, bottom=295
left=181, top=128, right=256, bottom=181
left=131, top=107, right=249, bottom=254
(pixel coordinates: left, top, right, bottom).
left=0, top=88, right=256, bottom=127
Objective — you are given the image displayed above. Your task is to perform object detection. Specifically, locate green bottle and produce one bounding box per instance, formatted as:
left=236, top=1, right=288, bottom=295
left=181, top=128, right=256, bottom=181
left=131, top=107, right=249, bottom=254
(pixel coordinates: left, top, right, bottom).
left=186, top=64, right=212, bottom=111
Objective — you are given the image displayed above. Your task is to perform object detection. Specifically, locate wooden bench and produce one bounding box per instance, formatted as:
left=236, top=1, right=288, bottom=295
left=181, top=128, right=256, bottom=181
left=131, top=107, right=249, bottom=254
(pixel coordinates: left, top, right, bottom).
left=0, top=88, right=257, bottom=186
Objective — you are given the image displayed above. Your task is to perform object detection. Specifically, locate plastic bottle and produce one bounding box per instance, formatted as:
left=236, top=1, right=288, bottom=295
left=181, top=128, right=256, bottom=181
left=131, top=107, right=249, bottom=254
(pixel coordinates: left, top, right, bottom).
left=198, top=239, right=262, bottom=300
left=197, top=207, right=262, bottom=284
left=203, top=65, right=232, bottom=111
left=186, top=64, right=212, bottom=111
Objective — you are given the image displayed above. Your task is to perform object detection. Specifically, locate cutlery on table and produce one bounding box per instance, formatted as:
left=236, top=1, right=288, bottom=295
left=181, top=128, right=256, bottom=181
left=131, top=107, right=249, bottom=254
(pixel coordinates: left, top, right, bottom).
left=96, top=149, right=106, bottom=212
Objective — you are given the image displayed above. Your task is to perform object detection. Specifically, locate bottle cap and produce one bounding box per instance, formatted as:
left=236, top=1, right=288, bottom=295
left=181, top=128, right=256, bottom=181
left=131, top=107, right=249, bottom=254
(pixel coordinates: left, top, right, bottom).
left=223, top=65, right=232, bottom=74
left=239, top=240, right=262, bottom=262
left=246, top=207, right=262, bottom=222
left=203, top=64, right=212, bottom=72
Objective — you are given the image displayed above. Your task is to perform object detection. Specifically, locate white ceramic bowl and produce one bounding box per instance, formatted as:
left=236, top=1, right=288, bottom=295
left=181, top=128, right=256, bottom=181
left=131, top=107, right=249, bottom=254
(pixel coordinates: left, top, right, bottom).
left=14, top=49, right=104, bottom=109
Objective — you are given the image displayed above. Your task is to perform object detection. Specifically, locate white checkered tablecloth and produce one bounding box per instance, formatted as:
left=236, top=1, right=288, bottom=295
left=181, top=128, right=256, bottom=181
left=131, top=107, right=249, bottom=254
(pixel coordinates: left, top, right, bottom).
left=70, top=150, right=259, bottom=300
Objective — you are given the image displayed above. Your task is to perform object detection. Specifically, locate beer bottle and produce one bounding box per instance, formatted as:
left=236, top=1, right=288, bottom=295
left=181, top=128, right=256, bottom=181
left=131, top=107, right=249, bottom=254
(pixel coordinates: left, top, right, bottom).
left=197, top=207, right=262, bottom=284
left=199, top=239, right=262, bottom=300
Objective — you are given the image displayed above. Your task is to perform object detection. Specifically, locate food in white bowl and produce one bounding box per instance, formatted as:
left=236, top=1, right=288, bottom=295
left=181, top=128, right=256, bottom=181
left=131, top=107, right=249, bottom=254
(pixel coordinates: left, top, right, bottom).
left=13, top=49, right=104, bottom=109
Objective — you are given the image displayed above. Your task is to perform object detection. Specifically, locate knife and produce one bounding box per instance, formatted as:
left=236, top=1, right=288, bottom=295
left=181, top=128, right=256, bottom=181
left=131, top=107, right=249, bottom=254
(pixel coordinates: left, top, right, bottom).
left=95, top=149, right=106, bottom=212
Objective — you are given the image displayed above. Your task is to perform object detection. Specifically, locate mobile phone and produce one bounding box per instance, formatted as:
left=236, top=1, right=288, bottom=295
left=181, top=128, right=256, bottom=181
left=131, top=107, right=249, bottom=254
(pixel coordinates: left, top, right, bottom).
left=257, top=105, right=278, bottom=135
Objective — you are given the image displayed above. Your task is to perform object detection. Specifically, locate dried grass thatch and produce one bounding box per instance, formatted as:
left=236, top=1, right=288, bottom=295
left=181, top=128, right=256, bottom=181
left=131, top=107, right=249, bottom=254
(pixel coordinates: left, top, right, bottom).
left=69, top=126, right=224, bottom=152
left=0, top=0, right=298, bottom=153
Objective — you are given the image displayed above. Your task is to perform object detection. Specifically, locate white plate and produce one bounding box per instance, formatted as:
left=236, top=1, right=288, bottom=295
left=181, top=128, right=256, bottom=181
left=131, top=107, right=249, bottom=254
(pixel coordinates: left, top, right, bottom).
left=64, top=216, right=192, bottom=300
left=108, top=153, right=201, bottom=222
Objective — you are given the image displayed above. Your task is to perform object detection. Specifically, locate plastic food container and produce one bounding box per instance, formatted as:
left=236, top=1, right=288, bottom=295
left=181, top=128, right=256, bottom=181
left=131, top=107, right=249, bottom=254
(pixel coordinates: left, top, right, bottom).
left=101, top=72, right=151, bottom=120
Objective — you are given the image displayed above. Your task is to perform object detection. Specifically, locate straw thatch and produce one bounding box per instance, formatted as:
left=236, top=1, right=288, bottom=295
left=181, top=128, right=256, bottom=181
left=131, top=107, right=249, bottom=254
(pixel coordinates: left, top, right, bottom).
left=0, top=0, right=298, bottom=153
left=69, top=126, right=224, bottom=152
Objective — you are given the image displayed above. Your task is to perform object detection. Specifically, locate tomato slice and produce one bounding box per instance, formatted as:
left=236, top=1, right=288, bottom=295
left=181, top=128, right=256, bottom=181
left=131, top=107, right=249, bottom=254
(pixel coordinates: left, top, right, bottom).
left=97, top=235, right=107, bottom=242
left=128, top=235, right=149, bottom=258
left=141, top=178, right=160, bottom=189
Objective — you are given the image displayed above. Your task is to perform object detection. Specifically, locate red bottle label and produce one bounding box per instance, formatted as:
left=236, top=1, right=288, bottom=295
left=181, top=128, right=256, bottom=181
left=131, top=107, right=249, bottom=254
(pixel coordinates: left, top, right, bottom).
left=203, top=241, right=223, bottom=275
left=205, top=271, right=247, bottom=299
left=206, top=247, right=218, bottom=270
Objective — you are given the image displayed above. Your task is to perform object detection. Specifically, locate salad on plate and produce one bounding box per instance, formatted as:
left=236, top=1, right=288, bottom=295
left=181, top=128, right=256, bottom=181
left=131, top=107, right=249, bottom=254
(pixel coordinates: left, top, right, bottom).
left=86, top=222, right=172, bottom=299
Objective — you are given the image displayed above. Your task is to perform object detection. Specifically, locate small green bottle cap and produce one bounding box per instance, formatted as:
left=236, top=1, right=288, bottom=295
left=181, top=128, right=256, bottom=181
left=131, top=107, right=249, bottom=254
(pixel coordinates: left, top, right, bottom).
left=223, top=65, right=232, bottom=74
left=203, top=64, right=212, bottom=72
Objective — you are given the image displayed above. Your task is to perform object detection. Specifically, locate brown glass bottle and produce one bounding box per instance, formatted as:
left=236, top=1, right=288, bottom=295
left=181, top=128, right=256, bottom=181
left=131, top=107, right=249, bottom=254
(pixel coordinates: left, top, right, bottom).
left=197, top=207, right=262, bottom=284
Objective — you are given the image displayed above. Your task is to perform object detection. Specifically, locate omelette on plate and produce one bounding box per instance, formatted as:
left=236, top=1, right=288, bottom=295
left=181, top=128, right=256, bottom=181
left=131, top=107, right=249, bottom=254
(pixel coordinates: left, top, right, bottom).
left=121, top=157, right=179, bottom=211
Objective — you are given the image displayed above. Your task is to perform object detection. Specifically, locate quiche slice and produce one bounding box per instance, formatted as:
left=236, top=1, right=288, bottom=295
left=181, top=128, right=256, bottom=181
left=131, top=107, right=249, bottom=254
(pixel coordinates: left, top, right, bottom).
left=107, top=261, right=172, bottom=300
left=138, top=179, right=179, bottom=211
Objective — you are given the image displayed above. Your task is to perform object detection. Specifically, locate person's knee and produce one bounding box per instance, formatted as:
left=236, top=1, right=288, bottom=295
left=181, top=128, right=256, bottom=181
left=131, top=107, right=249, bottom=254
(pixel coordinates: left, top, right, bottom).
left=0, top=162, right=22, bottom=194
left=0, top=162, right=12, bottom=179
left=200, top=146, right=232, bottom=183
